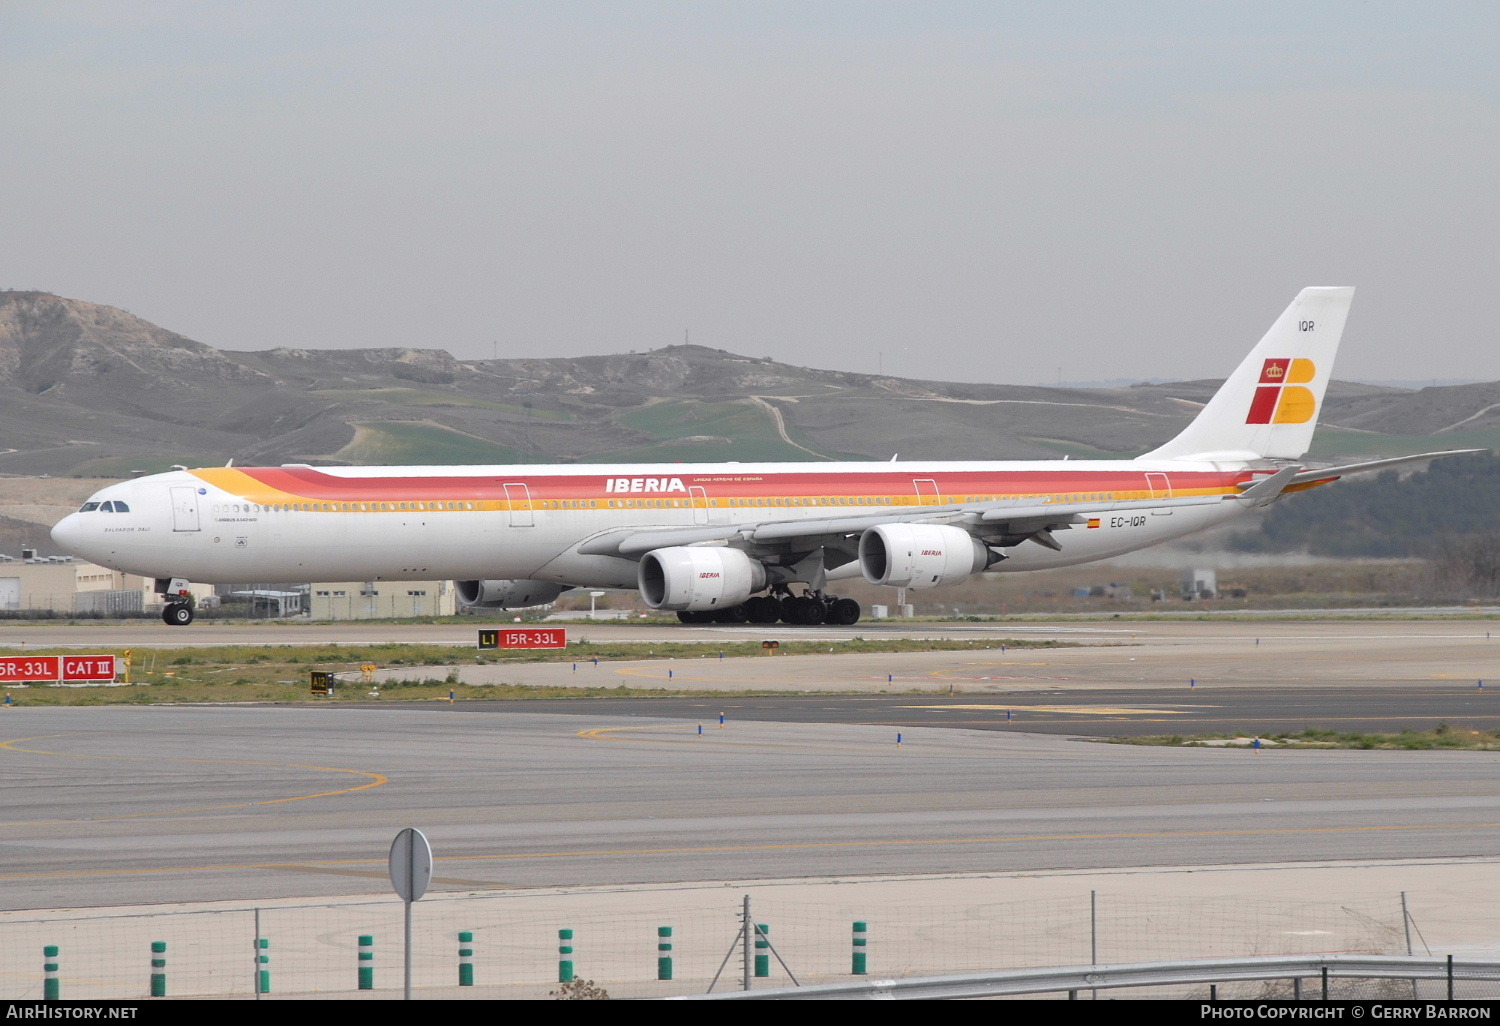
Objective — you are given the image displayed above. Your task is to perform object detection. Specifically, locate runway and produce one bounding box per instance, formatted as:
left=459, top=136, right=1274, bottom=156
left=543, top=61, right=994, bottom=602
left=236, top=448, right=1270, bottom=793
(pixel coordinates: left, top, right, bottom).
left=412, top=685, right=1500, bottom=737
left=1, top=702, right=1497, bottom=911
left=7, top=614, right=1497, bottom=649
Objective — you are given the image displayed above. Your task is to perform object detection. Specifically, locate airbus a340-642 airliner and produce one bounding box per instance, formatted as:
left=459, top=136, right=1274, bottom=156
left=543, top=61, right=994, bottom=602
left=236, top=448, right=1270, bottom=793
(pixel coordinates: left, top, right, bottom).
left=51, top=287, right=1477, bottom=626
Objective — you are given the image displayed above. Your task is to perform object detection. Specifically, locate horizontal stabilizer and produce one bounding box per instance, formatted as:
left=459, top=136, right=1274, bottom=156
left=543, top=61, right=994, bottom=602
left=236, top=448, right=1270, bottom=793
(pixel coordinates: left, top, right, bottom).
left=1235, top=465, right=1302, bottom=507
left=1288, top=449, right=1486, bottom=487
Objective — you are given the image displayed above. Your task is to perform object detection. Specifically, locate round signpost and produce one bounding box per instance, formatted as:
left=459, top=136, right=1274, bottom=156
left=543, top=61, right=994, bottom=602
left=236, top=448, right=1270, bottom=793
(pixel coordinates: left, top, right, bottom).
left=389, top=828, right=432, bottom=1000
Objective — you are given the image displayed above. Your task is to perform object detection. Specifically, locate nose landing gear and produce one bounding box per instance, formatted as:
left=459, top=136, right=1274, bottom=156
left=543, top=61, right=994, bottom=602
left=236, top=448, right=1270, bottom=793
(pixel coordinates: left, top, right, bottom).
left=156, top=577, right=196, bottom=626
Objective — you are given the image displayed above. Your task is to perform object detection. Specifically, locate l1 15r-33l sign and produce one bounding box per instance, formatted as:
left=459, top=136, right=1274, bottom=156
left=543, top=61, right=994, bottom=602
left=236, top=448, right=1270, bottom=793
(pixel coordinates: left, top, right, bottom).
left=477, top=628, right=567, bottom=650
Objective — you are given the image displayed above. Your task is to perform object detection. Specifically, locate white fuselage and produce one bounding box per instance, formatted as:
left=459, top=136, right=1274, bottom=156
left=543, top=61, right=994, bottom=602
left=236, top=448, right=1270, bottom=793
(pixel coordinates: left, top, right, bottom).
left=51, top=458, right=1258, bottom=587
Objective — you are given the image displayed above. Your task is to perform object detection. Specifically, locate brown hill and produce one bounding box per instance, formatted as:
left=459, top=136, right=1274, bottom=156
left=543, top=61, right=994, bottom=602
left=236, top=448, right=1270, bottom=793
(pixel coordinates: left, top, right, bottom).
left=0, top=290, right=1492, bottom=479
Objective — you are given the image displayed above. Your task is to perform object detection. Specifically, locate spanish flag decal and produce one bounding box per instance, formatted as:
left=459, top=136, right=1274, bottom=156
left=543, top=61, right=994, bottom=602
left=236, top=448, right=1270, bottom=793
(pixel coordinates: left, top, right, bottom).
left=1246, top=358, right=1317, bottom=425
left=1087, top=518, right=1101, bottom=529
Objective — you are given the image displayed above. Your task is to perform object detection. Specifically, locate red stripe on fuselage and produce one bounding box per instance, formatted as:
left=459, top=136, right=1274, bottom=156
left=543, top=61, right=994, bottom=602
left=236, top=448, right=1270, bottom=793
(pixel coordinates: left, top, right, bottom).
left=239, top=466, right=1255, bottom=502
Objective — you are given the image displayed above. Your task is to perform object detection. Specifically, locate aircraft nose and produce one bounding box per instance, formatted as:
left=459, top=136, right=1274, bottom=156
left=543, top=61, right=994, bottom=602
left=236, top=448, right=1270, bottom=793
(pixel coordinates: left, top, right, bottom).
left=51, top=514, right=83, bottom=555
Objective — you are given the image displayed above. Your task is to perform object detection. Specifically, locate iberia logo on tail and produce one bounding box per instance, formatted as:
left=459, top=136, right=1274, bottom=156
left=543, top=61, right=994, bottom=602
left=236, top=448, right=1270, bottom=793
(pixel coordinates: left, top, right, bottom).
left=1246, top=358, right=1317, bottom=424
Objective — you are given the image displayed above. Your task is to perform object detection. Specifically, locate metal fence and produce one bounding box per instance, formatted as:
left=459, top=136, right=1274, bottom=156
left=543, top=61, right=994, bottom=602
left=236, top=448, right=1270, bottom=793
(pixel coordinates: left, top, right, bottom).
left=1, top=888, right=1459, bottom=1001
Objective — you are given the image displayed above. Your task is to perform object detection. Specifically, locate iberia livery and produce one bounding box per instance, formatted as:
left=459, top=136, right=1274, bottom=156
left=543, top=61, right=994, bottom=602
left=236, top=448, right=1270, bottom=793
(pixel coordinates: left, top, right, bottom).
left=50, top=288, right=1478, bottom=625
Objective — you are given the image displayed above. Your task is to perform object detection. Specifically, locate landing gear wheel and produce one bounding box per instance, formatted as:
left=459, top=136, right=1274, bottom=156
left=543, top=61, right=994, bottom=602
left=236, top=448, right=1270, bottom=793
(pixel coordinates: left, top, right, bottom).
left=676, top=610, right=713, bottom=624
left=791, top=596, right=826, bottom=625
left=745, top=596, right=782, bottom=624
left=162, top=604, right=194, bottom=626
left=827, top=598, right=861, bottom=625
left=712, top=604, right=749, bottom=624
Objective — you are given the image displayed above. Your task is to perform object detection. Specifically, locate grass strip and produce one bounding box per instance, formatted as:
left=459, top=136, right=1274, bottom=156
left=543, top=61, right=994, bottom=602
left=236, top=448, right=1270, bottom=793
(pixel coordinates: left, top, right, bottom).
left=1108, top=726, right=1500, bottom=751
left=0, top=637, right=1057, bottom=706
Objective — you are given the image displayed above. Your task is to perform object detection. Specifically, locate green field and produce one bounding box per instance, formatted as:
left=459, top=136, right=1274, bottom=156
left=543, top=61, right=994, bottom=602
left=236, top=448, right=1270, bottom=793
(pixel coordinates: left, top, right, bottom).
left=339, top=422, right=534, bottom=465
left=312, top=388, right=574, bottom=419
left=604, top=399, right=837, bottom=462
left=1306, top=425, right=1500, bottom=459
left=68, top=456, right=219, bottom=478
left=1022, top=436, right=1137, bottom=459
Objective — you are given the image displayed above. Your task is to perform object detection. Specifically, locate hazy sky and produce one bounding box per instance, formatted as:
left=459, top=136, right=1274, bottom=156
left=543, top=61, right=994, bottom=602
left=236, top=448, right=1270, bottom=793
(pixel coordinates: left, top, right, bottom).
left=4, top=2, right=1496, bottom=385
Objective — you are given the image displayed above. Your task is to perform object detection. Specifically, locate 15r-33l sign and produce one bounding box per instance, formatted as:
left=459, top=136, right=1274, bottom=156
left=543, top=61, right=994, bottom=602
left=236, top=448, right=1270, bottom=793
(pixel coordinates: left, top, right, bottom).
left=478, top=628, right=568, bottom=650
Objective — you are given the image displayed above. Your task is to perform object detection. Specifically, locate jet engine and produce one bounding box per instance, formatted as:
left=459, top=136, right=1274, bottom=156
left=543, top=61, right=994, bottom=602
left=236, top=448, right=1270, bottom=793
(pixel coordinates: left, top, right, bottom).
left=858, top=523, right=992, bottom=589
left=638, top=547, right=767, bottom=612
left=455, top=579, right=571, bottom=609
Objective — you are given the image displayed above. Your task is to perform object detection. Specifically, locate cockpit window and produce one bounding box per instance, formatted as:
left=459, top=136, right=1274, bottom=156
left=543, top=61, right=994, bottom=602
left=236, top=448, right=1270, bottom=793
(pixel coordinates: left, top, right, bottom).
left=110, top=501, right=130, bottom=513
left=79, top=502, right=101, bottom=512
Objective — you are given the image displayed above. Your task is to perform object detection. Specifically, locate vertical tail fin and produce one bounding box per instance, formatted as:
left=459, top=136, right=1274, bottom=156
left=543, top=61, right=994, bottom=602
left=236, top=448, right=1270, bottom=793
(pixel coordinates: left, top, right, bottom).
left=1139, top=286, right=1355, bottom=462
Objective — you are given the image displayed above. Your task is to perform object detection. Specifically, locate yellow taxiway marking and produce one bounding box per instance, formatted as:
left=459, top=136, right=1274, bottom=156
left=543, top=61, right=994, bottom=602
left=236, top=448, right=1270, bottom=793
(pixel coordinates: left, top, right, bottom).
left=900, top=704, right=1194, bottom=716
left=577, top=726, right=688, bottom=743
left=0, top=734, right=388, bottom=824
left=0, top=820, right=1494, bottom=883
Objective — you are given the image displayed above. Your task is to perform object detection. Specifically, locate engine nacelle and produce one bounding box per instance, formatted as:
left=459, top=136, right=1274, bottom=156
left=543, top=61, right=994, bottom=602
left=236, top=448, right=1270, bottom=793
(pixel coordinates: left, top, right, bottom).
left=638, top=547, right=767, bottom=612
left=858, top=523, right=991, bottom=589
left=455, top=579, right=571, bottom=609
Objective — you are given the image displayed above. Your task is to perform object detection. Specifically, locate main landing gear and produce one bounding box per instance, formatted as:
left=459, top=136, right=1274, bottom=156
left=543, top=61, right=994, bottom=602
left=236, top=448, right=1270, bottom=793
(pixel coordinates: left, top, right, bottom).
left=676, top=590, right=860, bottom=626
left=162, top=603, right=194, bottom=626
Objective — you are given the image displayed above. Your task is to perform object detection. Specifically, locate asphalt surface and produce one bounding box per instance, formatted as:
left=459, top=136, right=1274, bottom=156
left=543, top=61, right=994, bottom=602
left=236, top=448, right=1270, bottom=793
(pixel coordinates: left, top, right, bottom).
left=0, top=618, right=1495, bottom=914
left=7, top=613, right=1497, bottom=648
left=1, top=701, right=1497, bottom=911
left=398, top=685, right=1500, bottom=737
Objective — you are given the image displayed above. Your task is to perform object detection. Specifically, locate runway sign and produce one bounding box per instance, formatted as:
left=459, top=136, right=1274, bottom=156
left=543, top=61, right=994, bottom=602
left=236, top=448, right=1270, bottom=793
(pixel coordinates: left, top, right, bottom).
left=0, top=655, right=117, bottom=682
left=0, top=656, right=60, bottom=681
left=62, top=656, right=117, bottom=681
left=478, top=628, right=567, bottom=650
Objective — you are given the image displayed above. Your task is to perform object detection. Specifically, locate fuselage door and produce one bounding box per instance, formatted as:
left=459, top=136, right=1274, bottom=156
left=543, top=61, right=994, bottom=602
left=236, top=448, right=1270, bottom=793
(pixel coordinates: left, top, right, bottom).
left=503, top=482, right=534, bottom=527
left=689, top=486, right=710, bottom=526
left=169, top=486, right=201, bottom=532
left=913, top=478, right=940, bottom=506
left=1145, top=473, right=1174, bottom=516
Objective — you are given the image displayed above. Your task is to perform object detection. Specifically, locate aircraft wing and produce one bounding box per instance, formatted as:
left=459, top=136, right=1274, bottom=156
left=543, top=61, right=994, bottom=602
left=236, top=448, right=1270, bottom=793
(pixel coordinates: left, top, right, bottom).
left=577, top=492, right=1230, bottom=560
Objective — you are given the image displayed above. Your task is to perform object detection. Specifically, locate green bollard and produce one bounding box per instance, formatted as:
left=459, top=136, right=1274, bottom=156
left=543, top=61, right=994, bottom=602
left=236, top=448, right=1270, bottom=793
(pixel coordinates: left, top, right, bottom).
left=150, top=941, right=166, bottom=997
left=754, top=923, right=770, bottom=978
left=256, top=938, right=270, bottom=995
left=657, top=926, right=673, bottom=981
left=43, top=945, right=59, bottom=1001
left=852, top=921, right=868, bottom=975
left=358, top=934, right=374, bottom=990
left=558, top=929, right=575, bottom=983
left=458, top=931, right=474, bottom=987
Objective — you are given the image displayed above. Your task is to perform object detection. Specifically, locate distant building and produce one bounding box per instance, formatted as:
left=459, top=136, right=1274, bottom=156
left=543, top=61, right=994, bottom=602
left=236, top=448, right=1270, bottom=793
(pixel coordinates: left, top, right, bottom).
left=0, top=555, right=142, bottom=613
left=224, top=589, right=305, bottom=617
left=309, top=581, right=455, bottom=620
left=1180, top=568, right=1218, bottom=600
